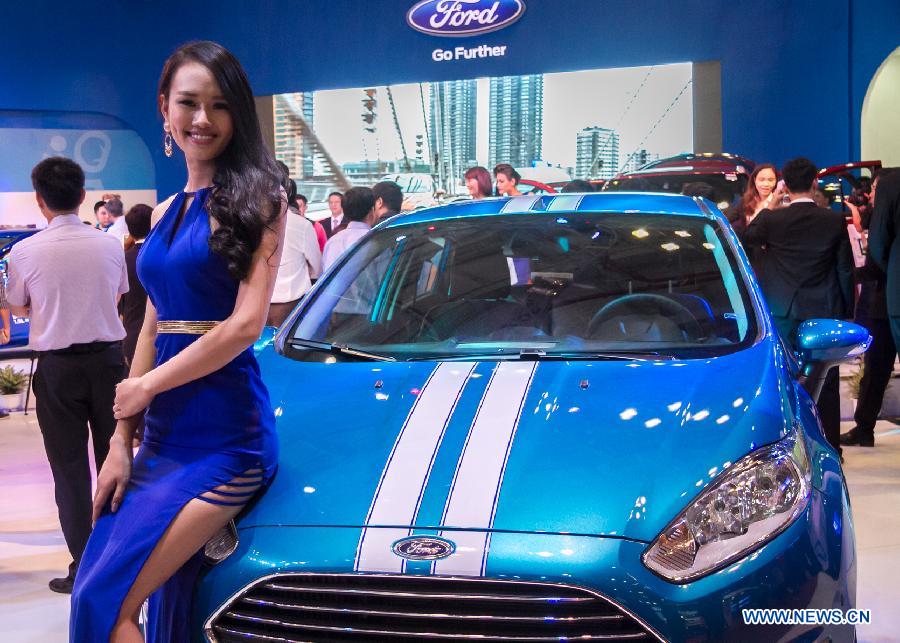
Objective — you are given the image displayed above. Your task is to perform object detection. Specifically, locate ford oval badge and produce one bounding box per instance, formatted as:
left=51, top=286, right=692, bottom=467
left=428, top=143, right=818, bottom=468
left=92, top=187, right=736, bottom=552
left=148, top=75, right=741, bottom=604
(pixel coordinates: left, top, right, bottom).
left=407, top=0, right=526, bottom=37
left=392, top=536, right=456, bottom=560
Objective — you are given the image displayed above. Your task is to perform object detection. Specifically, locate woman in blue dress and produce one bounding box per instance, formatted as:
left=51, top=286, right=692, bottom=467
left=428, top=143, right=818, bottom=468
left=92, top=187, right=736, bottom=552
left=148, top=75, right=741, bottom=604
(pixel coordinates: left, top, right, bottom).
left=70, top=41, right=286, bottom=642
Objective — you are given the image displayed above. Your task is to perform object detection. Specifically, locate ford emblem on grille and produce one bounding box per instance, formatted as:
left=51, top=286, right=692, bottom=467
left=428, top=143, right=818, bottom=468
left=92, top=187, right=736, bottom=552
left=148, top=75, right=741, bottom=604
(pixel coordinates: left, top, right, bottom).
left=406, top=0, right=526, bottom=37
left=392, top=536, right=456, bottom=560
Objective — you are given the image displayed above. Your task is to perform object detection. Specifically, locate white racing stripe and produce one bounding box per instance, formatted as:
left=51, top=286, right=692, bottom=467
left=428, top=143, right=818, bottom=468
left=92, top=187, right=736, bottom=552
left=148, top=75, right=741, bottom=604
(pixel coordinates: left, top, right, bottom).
left=433, top=361, right=538, bottom=576
left=500, top=195, right=542, bottom=213
left=355, top=362, right=476, bottom=572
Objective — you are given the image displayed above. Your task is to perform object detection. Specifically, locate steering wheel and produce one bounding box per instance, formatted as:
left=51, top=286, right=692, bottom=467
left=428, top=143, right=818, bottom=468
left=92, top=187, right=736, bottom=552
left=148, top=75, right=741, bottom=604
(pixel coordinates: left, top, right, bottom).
left=587, top=293, right=703, bottom=340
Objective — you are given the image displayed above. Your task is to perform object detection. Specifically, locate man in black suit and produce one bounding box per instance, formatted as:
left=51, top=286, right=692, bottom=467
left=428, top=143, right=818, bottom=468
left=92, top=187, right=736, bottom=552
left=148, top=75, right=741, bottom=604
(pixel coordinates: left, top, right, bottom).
left=868, top=169, right=900, bottom=354
left=320, top=191, right=345, bottom=238
left=842, top=169, right=899, bottom=447
left=743, top=157, right=854, bottom=454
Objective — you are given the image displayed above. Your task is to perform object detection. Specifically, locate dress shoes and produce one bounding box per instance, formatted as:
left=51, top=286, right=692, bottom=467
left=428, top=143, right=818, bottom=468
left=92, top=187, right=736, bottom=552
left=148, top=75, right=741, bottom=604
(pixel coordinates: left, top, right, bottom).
left=49, top=575, right=74, bottom=594
left=840, top=427, right=875, bottom=447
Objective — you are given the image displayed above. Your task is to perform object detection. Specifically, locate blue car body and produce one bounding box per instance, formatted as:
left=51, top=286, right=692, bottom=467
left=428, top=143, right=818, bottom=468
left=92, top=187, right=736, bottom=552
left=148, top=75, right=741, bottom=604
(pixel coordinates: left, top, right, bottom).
left=0, top=229, right=37, bottom=349
left=193, top=194, right=856, bottom=642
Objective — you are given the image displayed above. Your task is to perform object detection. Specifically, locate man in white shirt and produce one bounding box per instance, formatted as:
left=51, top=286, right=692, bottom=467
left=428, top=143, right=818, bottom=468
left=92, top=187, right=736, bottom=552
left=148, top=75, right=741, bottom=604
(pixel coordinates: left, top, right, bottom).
left=268, top=186, right=323, bottom=327
left=6, top=157, right=127, bottom=594
left=104, top=197, right=128, bottom=245
left=321, top=191, right=345, bottom=238
left=322, top=187, right=376, bottom=271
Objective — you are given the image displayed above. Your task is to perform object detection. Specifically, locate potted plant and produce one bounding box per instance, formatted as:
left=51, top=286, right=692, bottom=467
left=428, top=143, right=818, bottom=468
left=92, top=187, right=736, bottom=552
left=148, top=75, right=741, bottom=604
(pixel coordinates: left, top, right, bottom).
left=0, top=365, right=28, bottom=412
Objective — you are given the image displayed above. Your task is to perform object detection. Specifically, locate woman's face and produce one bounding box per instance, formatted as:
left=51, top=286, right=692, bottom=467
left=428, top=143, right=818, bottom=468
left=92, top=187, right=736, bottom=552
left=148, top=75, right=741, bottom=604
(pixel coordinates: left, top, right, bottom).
left=161, top=62, right=234, bottom=165
left=495, top=173, right=517, bottom=196
left=466, top=177, right=484, bottom=199
left=755, top=168, right=777, bottom=197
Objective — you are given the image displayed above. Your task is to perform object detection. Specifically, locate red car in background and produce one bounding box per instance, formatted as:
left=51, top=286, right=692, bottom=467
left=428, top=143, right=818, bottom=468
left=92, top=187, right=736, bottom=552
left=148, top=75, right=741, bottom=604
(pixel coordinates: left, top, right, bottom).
left=603, top=153, right=755, bottom=211
left=817, top=160, right=882, bottom=215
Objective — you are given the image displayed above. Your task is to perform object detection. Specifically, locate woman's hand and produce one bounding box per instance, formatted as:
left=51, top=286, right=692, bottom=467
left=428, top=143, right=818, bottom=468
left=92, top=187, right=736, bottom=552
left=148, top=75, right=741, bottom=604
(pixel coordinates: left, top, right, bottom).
left=92, top=433, right=133, bottom=523
left=771, top=182, right=787, bottom=208
left=114, top=376, right=154, bottom=419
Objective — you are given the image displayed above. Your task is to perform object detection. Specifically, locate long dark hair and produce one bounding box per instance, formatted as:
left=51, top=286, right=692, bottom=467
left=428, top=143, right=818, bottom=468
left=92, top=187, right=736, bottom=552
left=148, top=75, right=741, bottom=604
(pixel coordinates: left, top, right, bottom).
left=741, top=163, right=777, bottom=220
left=158, top=41, right=281, bottom=280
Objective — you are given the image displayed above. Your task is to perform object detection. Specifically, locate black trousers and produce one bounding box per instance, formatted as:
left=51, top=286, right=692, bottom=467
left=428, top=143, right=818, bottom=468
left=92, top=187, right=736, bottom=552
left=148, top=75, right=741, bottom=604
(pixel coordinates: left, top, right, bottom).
left=854, top=317, right=897, bottom=435
left=773, top=316, right=841, bottom=453
left=32, top=344, right=125, bottom=572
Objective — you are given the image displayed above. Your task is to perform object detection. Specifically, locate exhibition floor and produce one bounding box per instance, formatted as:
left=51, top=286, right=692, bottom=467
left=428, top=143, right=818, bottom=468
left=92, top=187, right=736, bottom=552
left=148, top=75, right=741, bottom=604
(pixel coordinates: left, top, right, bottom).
left=1, top=412, right=899, bottom=642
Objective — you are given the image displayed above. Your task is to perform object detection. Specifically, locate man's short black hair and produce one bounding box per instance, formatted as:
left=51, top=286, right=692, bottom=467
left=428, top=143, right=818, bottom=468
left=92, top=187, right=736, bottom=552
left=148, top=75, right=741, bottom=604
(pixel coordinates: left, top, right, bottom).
left=372, top=181, right=403, bottom=213
left=328, top=191, right=344, bottom=200
left=296, top=193, right=308, bottom=205
left=681, top=181, right=716, bottom=200
left=105, top=197, right=124, bottom=218
left=94, top=200, right=107, bottom=213
left=782, top=157, right=818, bottom=193
left=561, top=179, right=594, bottom=193
left=125, top=204, right=153, bottom=239
left=342, top=187, right=375, bottom=222
left=31, top=157, right=85, bottom=212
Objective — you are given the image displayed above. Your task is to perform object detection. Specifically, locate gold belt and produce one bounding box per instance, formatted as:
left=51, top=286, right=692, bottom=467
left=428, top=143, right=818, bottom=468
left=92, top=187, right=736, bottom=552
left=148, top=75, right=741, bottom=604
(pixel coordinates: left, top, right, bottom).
left=156, top=320, right=220, bottom=335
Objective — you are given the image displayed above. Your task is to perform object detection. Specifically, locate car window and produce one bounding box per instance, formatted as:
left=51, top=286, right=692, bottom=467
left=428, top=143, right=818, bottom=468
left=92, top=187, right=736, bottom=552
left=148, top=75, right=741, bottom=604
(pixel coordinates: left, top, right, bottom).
left=604, top=174, right=748, bottom=211
left=289, top=213, right=758, bottom=360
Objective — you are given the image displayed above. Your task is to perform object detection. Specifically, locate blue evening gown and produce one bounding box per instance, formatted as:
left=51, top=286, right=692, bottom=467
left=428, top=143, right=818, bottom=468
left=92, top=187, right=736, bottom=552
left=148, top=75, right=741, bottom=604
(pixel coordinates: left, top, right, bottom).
left=70, top=188, right=278, bottom=642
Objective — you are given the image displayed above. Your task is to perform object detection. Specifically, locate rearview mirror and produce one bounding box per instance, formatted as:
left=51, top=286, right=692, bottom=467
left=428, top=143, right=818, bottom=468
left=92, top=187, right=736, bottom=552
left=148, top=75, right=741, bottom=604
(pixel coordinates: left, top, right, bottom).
left=796, top=319, right=870, bottom=402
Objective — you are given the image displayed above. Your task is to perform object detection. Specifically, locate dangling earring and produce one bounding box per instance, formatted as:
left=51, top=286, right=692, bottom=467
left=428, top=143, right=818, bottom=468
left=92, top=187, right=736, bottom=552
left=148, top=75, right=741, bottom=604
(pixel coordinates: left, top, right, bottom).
left=163, top=124, right=173, bottom=158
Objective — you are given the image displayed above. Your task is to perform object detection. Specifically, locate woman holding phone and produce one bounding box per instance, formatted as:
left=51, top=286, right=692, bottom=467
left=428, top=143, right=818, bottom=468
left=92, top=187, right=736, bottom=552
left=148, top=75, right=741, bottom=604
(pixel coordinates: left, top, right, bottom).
left=727, top=163, right=786, bottom=233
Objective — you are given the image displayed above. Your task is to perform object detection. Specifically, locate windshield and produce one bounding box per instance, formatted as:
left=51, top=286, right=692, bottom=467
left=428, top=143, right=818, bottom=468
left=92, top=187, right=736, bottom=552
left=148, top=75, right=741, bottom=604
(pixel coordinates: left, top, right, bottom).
left=288, top=213, right=757, bottom=360
left=604, top=173, right=748, bottom=210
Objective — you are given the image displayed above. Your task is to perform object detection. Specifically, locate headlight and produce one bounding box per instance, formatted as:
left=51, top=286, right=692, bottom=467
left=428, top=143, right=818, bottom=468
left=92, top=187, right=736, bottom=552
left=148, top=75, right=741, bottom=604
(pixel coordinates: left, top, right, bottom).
left=203, top=520, right=239, bottom=565
left=643, top=430, right=810, bottom=582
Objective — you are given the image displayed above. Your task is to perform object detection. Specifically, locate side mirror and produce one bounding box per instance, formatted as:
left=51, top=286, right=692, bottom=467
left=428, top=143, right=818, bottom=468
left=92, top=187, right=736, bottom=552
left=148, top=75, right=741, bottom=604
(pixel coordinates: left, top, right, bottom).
left=796, top=319, right=871, bottom=402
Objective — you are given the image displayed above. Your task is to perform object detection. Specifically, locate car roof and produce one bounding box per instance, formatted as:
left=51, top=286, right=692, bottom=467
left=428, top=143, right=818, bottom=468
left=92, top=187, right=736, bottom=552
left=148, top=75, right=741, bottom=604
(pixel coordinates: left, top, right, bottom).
left=382, top=192, right=719, bottom=228
left=616, top=153, right=754, bottom=178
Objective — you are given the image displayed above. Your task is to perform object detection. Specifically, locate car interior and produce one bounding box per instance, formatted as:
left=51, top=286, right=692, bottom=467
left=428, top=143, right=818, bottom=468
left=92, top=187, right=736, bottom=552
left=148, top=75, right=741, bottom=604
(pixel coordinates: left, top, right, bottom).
left=301, top=215, right=751, bottom=354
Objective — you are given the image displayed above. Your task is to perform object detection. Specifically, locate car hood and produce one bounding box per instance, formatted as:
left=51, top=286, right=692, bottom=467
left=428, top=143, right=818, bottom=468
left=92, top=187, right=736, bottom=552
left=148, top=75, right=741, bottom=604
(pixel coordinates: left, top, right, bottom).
left=243, top=340, right=795, bottom=543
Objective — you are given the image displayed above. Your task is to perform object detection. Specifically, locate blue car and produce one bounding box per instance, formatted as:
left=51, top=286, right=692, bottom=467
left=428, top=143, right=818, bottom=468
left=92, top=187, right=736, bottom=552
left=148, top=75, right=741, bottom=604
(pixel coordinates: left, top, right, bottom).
left=193, top=193, right=868, bottom=642
left=0, top=228, right=37, bottom=350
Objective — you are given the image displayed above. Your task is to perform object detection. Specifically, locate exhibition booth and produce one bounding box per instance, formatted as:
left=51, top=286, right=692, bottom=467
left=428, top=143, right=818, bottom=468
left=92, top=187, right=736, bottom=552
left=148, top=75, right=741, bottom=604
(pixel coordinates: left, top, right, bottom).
left=2, top=2, right=900, bottom=642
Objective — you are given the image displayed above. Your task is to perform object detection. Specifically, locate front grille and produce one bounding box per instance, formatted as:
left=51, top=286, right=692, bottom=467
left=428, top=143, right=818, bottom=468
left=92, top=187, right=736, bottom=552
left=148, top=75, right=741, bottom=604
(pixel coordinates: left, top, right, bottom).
left=207, top=573, right=659, bottom=642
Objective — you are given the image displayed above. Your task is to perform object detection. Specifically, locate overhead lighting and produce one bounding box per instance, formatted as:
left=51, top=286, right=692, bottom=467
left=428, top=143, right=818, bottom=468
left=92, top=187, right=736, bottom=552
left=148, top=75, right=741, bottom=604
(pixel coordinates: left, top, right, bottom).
left=661, top=242, right=680, bottom=252
left=674, top=230, right=691, bottom=238
left=632, top=228, right=649, bottom=239
left=703, top=242, right=716, bottom=250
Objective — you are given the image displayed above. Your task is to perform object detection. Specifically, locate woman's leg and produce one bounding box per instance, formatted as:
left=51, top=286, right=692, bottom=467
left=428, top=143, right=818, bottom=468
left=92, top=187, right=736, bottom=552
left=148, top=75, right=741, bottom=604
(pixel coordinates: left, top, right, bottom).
left=110, top=472, right=264, bottom=642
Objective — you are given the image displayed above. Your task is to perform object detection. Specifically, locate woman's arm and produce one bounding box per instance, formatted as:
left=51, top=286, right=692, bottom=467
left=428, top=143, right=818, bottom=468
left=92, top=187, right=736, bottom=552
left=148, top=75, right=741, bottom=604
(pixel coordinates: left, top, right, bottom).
left=114, top=199, right=286, bottom=418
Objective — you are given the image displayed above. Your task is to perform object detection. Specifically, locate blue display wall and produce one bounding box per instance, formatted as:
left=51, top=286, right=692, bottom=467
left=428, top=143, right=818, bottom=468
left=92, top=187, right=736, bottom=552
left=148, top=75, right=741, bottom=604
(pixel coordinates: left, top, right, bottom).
left=1, top=0, right=898, bottom=199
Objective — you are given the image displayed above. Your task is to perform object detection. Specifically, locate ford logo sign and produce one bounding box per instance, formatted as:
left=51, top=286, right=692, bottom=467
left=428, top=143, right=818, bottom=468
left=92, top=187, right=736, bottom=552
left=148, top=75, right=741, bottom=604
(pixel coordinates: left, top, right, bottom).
left=392, top=536, right=456, bottom=560
left=407, top=0, right=526, bottom=37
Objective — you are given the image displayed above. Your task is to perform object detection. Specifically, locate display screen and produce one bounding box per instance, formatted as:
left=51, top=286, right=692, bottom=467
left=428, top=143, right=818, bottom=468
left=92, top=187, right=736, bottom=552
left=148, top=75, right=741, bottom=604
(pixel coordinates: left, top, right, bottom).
left=265, top=63, right=694, bottom=209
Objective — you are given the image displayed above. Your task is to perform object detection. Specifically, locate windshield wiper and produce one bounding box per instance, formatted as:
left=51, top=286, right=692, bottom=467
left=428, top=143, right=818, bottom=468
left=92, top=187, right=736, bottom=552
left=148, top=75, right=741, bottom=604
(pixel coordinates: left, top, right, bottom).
left=288, top=339, right=396, bottom=362
left=408, top=349, right=674, bottom=362
left=517, top=349, right=674, bottom=361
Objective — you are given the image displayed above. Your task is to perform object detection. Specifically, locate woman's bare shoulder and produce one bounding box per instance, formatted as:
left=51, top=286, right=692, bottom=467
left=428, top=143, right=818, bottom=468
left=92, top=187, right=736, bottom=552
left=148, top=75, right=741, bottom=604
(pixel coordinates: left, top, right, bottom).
left=151, top=194, right=179, bottom=228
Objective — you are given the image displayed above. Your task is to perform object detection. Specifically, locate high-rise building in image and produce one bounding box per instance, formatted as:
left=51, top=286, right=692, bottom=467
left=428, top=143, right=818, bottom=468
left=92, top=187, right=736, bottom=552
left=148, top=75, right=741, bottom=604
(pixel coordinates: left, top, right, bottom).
left=429, top=79, right=477, bottom=187
left=620, top=149, right=661, bottom=174
left=575, top=127, right=619, bottom=180
left=274, top=92, right=315, bottom=179
left=488, top=74, right=543, bottom=169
